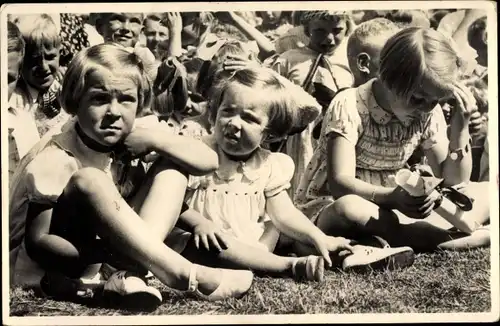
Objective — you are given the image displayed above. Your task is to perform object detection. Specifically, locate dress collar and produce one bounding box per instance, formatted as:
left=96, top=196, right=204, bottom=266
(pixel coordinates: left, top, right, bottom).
left=205, top=135, right=262, bottom=182
left=358, top=79, right=414, bottom=127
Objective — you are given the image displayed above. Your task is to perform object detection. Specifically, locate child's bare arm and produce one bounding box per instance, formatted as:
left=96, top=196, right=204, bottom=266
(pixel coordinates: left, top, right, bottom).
left=265, top=191, right=353, bottom=267
left=216, top=12, right=276, bottom=61
left=266, top=192, right=323, bottom=243
left=123, top=127, right=219, bottom=176
left=424, top=84, right=474, bottom=186
left=327, top=133, right=393, bottom=203
left=164, top=12, right=183, bottom=58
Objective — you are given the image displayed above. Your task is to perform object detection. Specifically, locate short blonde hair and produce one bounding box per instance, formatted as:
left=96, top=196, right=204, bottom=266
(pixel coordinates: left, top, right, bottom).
left=301, top=10, right=355, bottom=36
left=379, top=27, right=463, bottom=102
left=60, top=43, right=152, bottom=116
left=347, top=18, right=400, bottom=60
left=208, top=67, right=321, bottom=139
left=14, top=14, right=61, bottom=52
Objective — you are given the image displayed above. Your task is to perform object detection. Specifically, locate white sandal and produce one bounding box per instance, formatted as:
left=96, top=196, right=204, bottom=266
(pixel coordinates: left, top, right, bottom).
left=186, top=264, right=254, bottom=301
left=342, top=244, right=415, bottom=272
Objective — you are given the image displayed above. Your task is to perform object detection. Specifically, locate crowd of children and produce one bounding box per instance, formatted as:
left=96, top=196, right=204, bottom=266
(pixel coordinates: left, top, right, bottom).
left=6, top=8, right=491, bottom=311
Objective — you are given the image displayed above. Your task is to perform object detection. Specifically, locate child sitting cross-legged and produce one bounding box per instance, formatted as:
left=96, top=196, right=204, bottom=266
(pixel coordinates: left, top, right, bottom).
left=9, top=44, right=255, bottom=310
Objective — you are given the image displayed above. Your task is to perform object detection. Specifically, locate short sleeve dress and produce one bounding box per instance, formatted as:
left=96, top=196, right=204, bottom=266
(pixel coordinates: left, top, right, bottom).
left=294, top=79, right=449, bottom=223
left=166, top=136, right=295, bottom=252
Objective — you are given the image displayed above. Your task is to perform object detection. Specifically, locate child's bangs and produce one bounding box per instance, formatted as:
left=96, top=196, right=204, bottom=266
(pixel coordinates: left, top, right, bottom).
left=25, top=24, right=61, bottom=52
left=62, top=45, right=152, bottom=115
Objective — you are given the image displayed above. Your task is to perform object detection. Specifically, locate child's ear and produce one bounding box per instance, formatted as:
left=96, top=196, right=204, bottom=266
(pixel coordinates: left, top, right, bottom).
left=356, top=52, right=371, bottom=75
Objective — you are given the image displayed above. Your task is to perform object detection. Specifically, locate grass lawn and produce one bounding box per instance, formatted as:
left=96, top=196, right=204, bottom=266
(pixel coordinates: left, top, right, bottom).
left=9, top=248, right=491, bottom=316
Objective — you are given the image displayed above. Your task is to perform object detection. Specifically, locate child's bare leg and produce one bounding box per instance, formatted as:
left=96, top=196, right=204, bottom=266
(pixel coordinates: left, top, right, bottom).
left=44, top=167, right=226, bottom=294
left=182, top=232, right=309, bottom=278
left=459, top=181, right=490, bottom=226
left=315, top=195, right=474, bottom=252
left=128, top=159, right=189, bottom=239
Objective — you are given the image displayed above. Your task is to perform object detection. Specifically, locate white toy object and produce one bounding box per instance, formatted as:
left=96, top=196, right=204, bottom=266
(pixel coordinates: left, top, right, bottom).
left=395, top=169, right=478, bottom=234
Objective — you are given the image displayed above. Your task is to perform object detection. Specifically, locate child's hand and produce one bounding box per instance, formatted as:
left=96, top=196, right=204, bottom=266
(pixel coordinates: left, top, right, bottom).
left=450, top=82, right=478, bottom=122
left=122, top=127, right=157, bottom=159
left=388, top=186, right=436, bottom=219
left=193, top=219, right=229, bottom=252
left=164, top=12, right=183, bottom=34
left=223, top=55, right=260, bottom=72
left=311, top=235, right=354, bottom=268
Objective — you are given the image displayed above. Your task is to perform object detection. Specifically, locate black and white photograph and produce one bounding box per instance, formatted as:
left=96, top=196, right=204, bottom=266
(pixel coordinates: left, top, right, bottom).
left=1, top=1, right=498, bottom=324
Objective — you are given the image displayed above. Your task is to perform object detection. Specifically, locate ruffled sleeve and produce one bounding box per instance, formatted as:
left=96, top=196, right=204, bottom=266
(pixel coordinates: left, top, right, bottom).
left=322, top=89, right=362, bottom=144
left=24, top=147, right=79, bottom=204
left=420, top=105, right=449, bottom=150
left=264, top=152, right=295, bottom=198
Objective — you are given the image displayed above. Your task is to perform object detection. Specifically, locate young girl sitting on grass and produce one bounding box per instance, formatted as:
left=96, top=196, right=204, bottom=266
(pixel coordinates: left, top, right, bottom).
left=295, top=27, right=490, bottom=253
left=167, top=67, right=416, bottom=280
left=9, top=44, right=255, bottom=309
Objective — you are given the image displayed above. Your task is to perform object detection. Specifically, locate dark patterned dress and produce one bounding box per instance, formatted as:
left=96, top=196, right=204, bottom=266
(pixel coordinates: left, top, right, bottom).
left=59, top=14, right=90, bottom=66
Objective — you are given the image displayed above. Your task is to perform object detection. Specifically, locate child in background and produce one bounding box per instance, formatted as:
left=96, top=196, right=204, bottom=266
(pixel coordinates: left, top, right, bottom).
left=93, top=12, right=157, bottom=78
left=7, top=21, right=40, bottom=188
left=346, top=18, right=400, bottom=87
left=143, top=12, right=183, bottom=60
left=466, top=16, right=489, bottom=181
left=94, top=12, right=144, bottom=48
left=143, top=13, right=171, bottom=60
left=296, top=27, right=490, bottom=253
left=9, top=44, right=254, bottom=307
left=311, top=18, right=400, bottom=140
left=168, top=67, right=416, bottom=279
left=9, top=14, right=71, bottom=138
left=269, top=10, right=355, bottom=197
left=169, top=39, right=261, bottom=140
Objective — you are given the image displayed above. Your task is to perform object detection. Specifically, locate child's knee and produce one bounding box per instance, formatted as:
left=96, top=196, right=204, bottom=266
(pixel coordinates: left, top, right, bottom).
left=68, top=168, right=108, bottom=195
left=331, top=194, right=366, bottom=220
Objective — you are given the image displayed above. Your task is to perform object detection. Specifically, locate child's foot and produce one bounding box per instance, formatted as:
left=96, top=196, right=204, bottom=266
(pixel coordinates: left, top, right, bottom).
left=101, top=271, right=162, bottom=310
left=438, top=224, right=490, bottom=250
left=40, top=271, right=106, bottom=301
left=292, top=255, right=325, bottom=282
left=342, top=245, right=415, bottom=272
left=186, top=264, right=254, bottom=301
